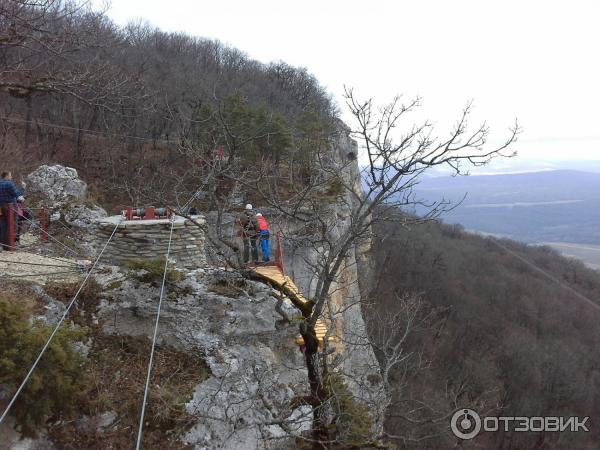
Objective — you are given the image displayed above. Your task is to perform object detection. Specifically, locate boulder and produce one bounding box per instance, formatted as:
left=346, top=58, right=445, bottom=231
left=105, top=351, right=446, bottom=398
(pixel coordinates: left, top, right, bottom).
left=26, top=164, right=107, bottom=229
left=64, top=203, right=107, bottom=228
left=27, top=165, right=87, bottom=203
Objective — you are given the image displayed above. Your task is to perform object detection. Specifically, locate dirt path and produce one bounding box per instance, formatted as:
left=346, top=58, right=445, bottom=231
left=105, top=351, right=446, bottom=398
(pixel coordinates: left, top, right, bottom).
left=0, top=244, right=84, bottom=285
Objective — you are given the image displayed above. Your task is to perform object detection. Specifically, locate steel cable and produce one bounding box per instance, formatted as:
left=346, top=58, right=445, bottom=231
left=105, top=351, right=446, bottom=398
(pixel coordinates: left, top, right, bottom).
left=135, top=216, right=176, bottom=450
left=15, top=209, right=81, bottom=257
left=0, top=218, right=123, bottom=425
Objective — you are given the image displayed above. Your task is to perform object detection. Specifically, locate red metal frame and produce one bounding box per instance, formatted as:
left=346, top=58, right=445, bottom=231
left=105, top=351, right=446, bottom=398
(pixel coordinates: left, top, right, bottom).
left=145, top=206, right=156, bottom=220
left=245, top=231, right=285, bottom=274
left=123, top=207, right=171, bottom=221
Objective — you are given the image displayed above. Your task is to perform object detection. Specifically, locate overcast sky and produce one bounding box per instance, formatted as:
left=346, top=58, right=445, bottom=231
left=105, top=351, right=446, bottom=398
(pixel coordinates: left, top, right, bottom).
left=95, top=0, right=600, bottom=168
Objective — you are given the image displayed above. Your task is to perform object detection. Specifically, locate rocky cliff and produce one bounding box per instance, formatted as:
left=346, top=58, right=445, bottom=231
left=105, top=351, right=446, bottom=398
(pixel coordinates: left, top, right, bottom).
left=2, top=125, right=384, bottom=449
left=90, top=125, right=385, bottom=449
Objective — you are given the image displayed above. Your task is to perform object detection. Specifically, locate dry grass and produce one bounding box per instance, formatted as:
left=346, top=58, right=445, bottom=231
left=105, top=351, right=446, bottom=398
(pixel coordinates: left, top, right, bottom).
left=0, top=280, right=46, bottom=316
left=44, top=279, right=103, bottom=329
left=208, top=277, right=249, bottom=298
left=49, top=335, right=210, bottom=449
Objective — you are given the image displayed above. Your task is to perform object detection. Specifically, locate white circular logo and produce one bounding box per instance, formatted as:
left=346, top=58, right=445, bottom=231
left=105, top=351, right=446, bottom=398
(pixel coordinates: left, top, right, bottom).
left=451, top=408, right=482, bottom=440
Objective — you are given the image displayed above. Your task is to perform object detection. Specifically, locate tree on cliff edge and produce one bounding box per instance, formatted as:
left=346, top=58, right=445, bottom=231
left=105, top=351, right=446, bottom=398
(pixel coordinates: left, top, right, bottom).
left=181, top=87, right=519, bottom=447
left=282, top=89, right=518, bottom=447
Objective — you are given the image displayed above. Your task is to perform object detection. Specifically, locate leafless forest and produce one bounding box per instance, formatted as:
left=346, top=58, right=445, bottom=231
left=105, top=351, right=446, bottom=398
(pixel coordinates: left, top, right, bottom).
left=0, top=0, right=336, bottom=209
left=369, top=213, right=600, bottom=448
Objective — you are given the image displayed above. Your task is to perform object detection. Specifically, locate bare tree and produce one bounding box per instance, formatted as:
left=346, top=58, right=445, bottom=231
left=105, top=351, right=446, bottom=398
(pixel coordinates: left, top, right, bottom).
left=172, top=87, right=518, bottom=447
left=0, top=0, right=133, bottom=105
left=230, top=88, right=519, bottom=447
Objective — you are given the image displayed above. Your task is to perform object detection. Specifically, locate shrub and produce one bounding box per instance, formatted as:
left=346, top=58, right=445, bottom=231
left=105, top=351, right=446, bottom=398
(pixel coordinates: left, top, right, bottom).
left=49, top=335, right=210, bottom=449
left=45, top=278, right=102, bottom=308
left=208, top=277, right=248, bottom=297
left=125, top=257, right=183, bottom=284
left=0, top=301, right=88, bottom=436
left=324, top=178, right=344, bottom=199
left=323, top=371, right=374, bottom=445
left=44, top=279, right=103, bottom=328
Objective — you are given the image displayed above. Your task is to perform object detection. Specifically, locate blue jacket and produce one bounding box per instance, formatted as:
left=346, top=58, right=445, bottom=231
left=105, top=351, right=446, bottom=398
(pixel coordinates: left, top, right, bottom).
left=0, top=180, right=20, bottom=204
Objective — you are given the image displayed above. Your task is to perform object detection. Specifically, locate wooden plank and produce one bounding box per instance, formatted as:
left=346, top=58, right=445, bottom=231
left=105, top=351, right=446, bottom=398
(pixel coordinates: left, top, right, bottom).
left=253, top=266, right=309, bottom=305
left=294, top=319, right=330, bottom=346
left=252, top=266, right=330, bottom=348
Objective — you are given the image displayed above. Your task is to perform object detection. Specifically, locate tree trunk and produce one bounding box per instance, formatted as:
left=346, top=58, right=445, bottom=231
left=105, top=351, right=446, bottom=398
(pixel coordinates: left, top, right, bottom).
left=300, top=322, right=329, bottom=449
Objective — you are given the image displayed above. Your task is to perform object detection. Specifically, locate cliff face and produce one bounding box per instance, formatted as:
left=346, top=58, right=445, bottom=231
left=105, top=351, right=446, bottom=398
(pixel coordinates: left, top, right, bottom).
left=281, top=125, right=385, bottom=432
left=95, top=266, right=307, bottom=449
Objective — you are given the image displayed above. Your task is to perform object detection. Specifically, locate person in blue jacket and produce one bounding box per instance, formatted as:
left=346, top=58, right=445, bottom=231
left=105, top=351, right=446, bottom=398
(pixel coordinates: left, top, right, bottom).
left=0, top=171, right=24, bottom=250
left=255, top=213, right=270, bottom=262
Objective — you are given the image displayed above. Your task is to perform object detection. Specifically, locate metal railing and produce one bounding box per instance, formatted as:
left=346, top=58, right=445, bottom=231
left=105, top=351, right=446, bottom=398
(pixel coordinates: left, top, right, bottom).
left=2, top=204, right=48, bottom=251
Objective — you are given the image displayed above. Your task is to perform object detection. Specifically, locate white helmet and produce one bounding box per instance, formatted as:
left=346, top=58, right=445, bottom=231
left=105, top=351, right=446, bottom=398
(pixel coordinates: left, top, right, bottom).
left=256, top=213, right=262, bottom=217
left=245, top=203, right=253, bottom=210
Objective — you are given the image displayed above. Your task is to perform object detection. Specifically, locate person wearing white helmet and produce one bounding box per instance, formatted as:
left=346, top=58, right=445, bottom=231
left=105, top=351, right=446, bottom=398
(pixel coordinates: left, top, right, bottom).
left=236, top=203, right=259, bottom=263
left=255, top=212, right=270, bottom=262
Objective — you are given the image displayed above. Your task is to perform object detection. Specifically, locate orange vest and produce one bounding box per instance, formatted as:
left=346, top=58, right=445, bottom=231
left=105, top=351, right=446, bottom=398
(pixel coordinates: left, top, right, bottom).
left=256, top=215, right=269, bottom=231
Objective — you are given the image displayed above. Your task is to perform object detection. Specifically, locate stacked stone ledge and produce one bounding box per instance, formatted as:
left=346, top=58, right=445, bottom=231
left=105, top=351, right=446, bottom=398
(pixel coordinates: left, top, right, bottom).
left=92, top=215, right=208, bottom=269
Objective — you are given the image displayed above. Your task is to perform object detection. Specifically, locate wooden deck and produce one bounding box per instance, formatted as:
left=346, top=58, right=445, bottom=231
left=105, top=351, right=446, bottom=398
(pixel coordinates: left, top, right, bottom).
left=252, top=265, right=309, bottom=306
left=252, top=265, right=329, bottom=347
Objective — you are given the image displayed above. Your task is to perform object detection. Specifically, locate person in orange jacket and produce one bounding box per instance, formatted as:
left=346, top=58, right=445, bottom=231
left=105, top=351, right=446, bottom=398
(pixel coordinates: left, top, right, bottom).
left=256, top=212, right=270, bottom=262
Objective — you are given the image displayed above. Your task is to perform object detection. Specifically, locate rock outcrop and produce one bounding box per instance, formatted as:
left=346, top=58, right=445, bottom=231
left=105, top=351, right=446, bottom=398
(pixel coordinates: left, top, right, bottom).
left=63, top=203, right=108, bottom=228
left=26, top=165, right=87, bottom=203
left=7, top=126, right=384, bottom=449
left=26, top=164, right=107, bottom=228
left=96, top=266, right=306, bottom=450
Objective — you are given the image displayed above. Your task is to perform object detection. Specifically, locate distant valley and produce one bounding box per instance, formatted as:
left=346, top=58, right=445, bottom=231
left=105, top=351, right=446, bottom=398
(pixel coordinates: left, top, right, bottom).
left=411, top=169, right=600, bottom=268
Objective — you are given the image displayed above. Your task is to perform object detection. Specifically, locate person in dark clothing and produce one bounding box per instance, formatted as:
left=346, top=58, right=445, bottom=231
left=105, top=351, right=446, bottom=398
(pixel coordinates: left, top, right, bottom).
left=0, top=171, right=24, bottom=250
left=237, top=203, right=259, bottom=263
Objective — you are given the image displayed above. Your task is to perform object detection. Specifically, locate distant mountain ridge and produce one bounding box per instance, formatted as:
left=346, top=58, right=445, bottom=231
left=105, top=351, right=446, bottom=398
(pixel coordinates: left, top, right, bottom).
left=410, top=170, right=600, bottom=244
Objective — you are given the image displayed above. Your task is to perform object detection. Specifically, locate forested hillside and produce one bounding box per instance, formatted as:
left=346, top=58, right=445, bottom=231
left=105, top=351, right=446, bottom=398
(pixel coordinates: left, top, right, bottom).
left=0, top=1, right=336, bottom=208
left=370, top=211, right=600, bottom=449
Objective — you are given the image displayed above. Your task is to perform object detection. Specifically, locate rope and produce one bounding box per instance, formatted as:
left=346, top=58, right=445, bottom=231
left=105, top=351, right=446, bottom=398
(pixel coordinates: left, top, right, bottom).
left=135, top=216, right=176, bottom=450
left=1, top=244, right=79, bottom=265
left=490, top=239, right=600, bottom=312
left=0, top=270, right=80, bottom=279
left=0, top=219, right=123, bottom=426
left=0, top=115, right=180, bottom=144
left=0, top=259, right=75, bottom=269
left=15, top=210, right=81, bottom=256
left=180, top=185, right=205, bottom=212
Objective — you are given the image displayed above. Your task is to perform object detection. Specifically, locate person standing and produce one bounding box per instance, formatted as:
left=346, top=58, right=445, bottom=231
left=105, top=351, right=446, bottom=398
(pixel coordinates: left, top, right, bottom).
left=237, top=203, right=259, bottom=263
left=0, top=171, right=24, bottom=250
left=255, top=212, right=270, bottom=262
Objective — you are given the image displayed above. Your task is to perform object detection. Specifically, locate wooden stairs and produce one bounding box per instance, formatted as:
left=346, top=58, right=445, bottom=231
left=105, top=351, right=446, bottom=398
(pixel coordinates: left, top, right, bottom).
left=251, top=265, right=329, bottom=348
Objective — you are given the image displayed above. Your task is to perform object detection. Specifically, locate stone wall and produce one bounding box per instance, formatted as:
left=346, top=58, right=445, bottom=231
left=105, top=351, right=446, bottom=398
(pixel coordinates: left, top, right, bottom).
left=93, top=216, right=207, bottom=269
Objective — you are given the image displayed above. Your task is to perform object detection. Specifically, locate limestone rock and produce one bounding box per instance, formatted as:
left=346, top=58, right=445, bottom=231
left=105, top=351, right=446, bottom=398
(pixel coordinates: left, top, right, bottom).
left=27, top=165, right=87, bottom=203
left=96, top=267, right=304, bottom=450
left=64, top=203, right=107, bottom=228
